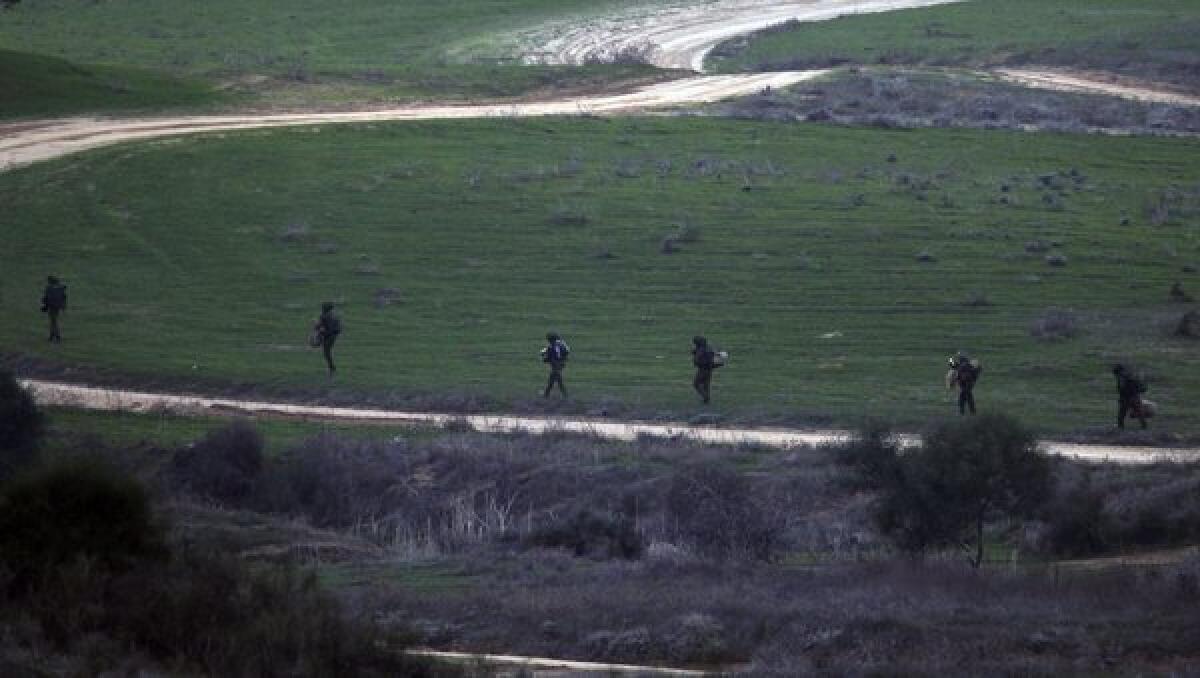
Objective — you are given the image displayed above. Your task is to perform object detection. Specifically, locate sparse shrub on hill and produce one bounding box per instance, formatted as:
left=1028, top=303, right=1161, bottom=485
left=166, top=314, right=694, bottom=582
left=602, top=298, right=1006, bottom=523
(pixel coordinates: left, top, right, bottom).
left=0, top=368, right=42, bottom=480
left=1030, top=308, right=1079, bottom=341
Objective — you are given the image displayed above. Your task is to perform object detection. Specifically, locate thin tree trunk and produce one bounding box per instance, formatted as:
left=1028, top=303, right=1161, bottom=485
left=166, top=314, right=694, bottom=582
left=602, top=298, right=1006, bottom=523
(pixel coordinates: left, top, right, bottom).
left=973, top=510, right=985, bottom=568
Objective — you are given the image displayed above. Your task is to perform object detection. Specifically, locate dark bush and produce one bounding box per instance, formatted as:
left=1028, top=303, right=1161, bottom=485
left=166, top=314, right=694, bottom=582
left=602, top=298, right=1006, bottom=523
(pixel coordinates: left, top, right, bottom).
left=11, top=548, right=440, bottom=676
left=263, top=434, right=405, bottom=528
left=666, top=462, right=785, bottom=562
left=0, top=368, right=42, bottom=480
left=525, top=509, right=643, bottom=560
left=829, top=422, right=902, bottom=489
left=1178, top=310, right=1200, bottom=338
left=1042, top=478, right=1114, bottom=557
left=0, top=460, right=165, bottom=587
left=875, top=414, right=1051, bottom=567
left=169, top=420, right=264, bottom=504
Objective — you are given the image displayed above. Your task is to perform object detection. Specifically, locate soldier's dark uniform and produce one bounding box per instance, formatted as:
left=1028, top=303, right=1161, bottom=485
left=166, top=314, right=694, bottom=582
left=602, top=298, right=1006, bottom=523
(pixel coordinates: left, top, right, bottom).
left=691, top=336, right=719, bottom=404
left=542, top=332, right=569, bottom=399
left=41, top=276, right=68, bottom=343
left=951, top=353, right=982, bottom=415
left=1113, top=365, right=1148, bottom=430
left=315, top=303, right=341, bottom=376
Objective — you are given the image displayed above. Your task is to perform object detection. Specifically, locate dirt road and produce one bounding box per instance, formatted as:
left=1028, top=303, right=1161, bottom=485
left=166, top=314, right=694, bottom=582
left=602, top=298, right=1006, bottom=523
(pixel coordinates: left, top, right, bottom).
left=519, top=0, right=961, bottom=72
left=997, top=69, right=1200, bottom=107
left=0, top=70, right=820, bottom=172
left=23, top=379, right=1200, bottom=465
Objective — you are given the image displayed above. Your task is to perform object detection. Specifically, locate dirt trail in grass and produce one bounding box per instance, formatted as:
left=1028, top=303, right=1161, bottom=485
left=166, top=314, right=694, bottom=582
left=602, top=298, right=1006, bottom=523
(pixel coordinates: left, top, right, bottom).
left=0, top=70, right=820, bottom=171
left=23, top=379, right=1200, bottom=465
left=520, top=0, right=962, bottom=72
left=997, top=69, right=1200, bottom=107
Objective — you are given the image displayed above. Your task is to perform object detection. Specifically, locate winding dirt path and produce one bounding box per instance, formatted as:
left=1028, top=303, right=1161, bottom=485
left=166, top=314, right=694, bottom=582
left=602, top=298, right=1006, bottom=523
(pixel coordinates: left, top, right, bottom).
left=23, top=379, right=1200, bottom=465
left=520, top=0, right=961, bottom=72
left=0, top=70, right=821, bottom=172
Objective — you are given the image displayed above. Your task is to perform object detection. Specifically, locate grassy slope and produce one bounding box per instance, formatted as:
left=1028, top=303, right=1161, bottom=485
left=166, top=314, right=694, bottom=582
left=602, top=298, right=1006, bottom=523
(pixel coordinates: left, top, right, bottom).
left=0, top=0, right=667, bottom=115
left=0, top=48, right=225, bottom=118
left=708, top=0, right=1200, bottom=91
left=2, top=118, right=1197, bottom=433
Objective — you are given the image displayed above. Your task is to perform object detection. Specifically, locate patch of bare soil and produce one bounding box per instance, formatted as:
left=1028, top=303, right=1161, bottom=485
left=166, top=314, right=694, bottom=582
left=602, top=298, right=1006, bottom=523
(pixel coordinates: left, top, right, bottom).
left=997, top=69, right=1200, bottom=108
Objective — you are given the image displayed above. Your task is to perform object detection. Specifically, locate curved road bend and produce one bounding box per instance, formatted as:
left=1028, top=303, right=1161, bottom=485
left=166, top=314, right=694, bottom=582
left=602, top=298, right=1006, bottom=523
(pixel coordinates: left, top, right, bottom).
left=23, top=379, right=1200, bottom=465
left=0, top=70, right=819, bottom=172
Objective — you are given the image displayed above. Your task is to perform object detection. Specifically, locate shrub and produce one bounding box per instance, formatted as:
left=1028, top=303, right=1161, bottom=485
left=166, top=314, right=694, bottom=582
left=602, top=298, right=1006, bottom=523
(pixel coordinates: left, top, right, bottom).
left=525, top=509, right=643, bottom=560
left=0, top=368, right=42, bottom=479
left=1030, top=308, right=1079, bottom=341
left=875, top=414, right=1051, bottom=567
left=1178, top=310, right=1200, bottom=338
left=1041, top=478, right=1113, bottom=557
left=0, top=460, right=165, bottom=587
left=666, top=462, right=785, bottom=562
left=169, top=421, right=264, bottom=504
left=830, top=422, right=903, bottom=489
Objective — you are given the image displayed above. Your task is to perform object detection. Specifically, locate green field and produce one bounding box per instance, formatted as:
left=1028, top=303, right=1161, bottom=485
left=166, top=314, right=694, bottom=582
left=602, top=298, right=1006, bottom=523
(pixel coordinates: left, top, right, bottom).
left=3, top=117, right=1197, bottom=433
left=39, top=407, right=428, bottom=456
left=0, top=0, right=668, bottom=116
left=708, top=0, right=1200, bottom=91
left=0, top=48, right=227, bottom=118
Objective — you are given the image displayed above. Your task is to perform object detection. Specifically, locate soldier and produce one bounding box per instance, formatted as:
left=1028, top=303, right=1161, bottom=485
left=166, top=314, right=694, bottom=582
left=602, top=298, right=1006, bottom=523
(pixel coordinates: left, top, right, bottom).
left=948, top=351, right=982, bottom=415
left=1112, top=364, right=1148, bottom=430
left=314, top=302, right=341, bottom=376
left=541, top=332, right=570, bottom=399
left=40, top=275, right=68, bottom=343
left=691, top=335, right=722, bottom=405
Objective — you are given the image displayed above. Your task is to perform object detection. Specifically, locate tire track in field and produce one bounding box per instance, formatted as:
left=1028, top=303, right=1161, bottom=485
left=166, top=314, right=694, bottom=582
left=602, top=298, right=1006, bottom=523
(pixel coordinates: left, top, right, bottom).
left=23, top=379, right=1200, bottom=465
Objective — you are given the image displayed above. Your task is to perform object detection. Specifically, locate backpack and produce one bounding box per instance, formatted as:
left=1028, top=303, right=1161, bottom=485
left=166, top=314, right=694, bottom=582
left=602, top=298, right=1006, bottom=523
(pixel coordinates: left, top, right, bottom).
left=552, top=339, right=569, bottom=362
left=321, top=313, right=342, bottom=336
left=44, top=284, right=67, bottom=310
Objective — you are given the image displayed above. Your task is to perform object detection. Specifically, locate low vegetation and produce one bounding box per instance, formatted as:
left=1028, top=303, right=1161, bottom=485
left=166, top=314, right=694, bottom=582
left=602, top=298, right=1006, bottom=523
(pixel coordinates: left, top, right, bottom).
left=719, top=69, right=1200, bottom=134
left=8, top=404, right=1200, bottom=673
left=709, top=0, right=1200, bottom=93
